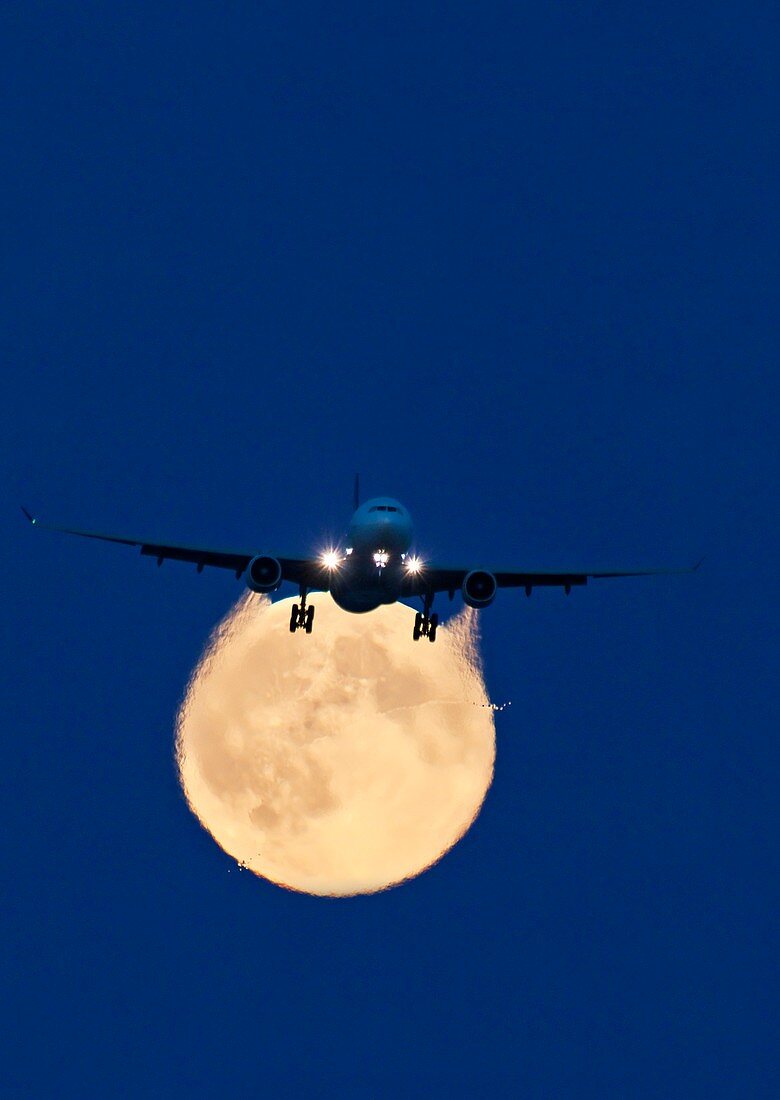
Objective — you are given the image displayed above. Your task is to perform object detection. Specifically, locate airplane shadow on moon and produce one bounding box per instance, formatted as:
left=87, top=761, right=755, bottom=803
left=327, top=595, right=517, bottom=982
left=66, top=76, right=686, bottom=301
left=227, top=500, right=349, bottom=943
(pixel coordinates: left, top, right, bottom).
left=176, top=593, right=496, bottom=896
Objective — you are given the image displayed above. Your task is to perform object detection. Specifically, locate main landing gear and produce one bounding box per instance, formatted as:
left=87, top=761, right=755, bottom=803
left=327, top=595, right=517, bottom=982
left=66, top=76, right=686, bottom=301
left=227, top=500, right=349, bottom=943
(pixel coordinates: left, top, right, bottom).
left=413, top=592, right=438, bottom=642
left=290, top=587, right=315, bottom=634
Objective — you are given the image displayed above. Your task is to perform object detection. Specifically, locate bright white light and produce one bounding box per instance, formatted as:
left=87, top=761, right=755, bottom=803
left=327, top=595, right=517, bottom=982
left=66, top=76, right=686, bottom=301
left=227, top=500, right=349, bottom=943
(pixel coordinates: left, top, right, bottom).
left=404, top=556, right=423, bottom=574
left=321, top=549, right=342, bottom=570
left=373, top=549, right=390, bottom=568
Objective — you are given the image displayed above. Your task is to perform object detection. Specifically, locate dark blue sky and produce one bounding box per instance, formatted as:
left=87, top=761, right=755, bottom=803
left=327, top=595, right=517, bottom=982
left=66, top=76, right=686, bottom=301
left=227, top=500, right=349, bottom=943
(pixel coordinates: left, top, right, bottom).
left=3, top=4, right=777, bottom=1095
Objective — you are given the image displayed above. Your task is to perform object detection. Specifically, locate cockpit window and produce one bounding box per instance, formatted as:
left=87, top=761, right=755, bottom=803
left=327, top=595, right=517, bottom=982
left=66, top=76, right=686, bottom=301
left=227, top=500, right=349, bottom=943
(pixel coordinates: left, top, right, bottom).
left=368, top=505, right=399, bottom=513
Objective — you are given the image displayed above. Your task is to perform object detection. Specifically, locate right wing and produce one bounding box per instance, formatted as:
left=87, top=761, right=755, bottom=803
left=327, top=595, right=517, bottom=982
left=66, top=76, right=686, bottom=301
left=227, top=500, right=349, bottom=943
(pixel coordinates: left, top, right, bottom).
left=21, top=508, right=323, bottom=589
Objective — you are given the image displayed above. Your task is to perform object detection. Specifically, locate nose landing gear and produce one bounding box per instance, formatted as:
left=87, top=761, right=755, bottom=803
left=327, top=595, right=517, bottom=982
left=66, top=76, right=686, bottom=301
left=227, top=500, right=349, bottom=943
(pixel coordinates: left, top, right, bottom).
left=413, top=592, right=438, bottom=641
left=290, top=588, right=315, bottom=634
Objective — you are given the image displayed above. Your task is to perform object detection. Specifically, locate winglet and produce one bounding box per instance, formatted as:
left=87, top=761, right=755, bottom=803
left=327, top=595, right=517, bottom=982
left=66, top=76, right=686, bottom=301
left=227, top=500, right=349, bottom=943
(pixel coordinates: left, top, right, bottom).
left=692, top=555, right=705, bottom=572
left=21, top=506, right=37, bottom=526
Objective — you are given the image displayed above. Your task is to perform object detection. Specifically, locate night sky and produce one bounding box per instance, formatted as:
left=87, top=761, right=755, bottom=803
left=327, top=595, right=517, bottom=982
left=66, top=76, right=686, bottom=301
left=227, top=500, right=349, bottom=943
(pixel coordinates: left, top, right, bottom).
left=3, top=4, right=777, bottom=1095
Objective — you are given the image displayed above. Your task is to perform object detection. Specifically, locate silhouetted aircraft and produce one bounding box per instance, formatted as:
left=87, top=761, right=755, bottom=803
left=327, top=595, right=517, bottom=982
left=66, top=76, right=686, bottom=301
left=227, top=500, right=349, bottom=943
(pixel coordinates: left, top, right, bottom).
left=22, top=479, right=700, bottom=642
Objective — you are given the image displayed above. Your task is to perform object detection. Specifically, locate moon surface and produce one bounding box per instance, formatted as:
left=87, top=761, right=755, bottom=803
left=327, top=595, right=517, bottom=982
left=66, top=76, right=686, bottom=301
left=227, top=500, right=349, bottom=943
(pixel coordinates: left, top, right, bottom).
left=176, top=593, right=495, bottom=896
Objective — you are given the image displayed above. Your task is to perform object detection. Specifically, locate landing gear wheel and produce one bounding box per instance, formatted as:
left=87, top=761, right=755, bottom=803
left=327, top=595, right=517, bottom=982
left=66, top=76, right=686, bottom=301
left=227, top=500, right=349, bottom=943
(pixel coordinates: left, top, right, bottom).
left=413, top=612, right=423, bottom=641
left=304, top=606, right=315, bottom=634
left=290, top=604, right=300, bottom=633
left=428, top=613, right=439, bottom=643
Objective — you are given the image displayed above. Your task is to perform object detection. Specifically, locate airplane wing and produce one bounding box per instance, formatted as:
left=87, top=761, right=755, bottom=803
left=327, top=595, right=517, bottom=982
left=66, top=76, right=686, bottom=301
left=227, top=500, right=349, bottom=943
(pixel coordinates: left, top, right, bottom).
left=21, top=508, right=321, bottom=588
left=407, top=560, right=703, bottom=596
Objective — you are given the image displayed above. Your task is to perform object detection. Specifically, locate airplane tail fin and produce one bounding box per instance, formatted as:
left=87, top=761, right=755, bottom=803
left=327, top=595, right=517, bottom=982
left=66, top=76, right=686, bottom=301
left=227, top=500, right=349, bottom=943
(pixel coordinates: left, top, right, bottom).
left=353, top=473, right=360, bottom=512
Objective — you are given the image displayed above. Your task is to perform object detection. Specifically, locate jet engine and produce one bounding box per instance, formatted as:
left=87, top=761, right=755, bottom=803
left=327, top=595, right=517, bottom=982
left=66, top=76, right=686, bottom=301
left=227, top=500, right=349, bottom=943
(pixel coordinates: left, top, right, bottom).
left=246, top=555, right=283, bottom=593
left=462, top=569, right=497, bottom=609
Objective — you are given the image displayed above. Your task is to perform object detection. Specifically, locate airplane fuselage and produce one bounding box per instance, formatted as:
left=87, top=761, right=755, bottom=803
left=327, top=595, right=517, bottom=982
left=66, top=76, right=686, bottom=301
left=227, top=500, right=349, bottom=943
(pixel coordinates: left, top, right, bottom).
left=329, top=497, right=415, bottom=613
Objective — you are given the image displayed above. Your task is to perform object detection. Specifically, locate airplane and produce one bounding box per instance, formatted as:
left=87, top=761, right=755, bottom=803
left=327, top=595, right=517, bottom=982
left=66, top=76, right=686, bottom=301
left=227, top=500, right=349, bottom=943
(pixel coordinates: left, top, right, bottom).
left=22, top=478, right=700, bottom=643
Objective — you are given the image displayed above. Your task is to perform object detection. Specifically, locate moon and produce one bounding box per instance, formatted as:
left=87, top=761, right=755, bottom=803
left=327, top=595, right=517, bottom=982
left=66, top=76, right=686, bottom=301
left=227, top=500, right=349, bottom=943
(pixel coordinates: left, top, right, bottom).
left=176, top=593, right=496, bottom=896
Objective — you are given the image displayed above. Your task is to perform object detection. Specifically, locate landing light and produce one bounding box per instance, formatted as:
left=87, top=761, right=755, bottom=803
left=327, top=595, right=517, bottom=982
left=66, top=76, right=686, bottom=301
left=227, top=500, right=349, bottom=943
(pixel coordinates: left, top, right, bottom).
left=320, top=549, right=342, bottom=570
left=404, top=556, right=423, bottom=574
left=373, top=549, right=390, bottom=567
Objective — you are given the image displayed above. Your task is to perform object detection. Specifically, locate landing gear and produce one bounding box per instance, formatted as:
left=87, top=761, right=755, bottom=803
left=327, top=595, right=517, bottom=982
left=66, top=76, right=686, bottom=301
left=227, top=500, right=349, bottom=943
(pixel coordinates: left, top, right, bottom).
left=413, top=593, right=438, bottom=642
left=290, top=588, right=315, bottom=634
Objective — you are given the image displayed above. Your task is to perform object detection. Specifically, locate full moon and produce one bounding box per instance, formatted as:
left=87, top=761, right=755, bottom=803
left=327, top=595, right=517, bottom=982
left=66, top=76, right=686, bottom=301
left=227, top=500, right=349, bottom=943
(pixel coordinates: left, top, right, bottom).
left=176, top=593, right=495, bottom=896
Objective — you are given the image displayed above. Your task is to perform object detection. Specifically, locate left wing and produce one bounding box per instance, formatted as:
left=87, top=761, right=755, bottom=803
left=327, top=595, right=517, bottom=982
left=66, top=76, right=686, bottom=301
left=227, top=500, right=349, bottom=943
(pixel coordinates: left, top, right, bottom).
left=21, top=508, right=321, bottom=588
left=404, top=560, right=703, bottom=596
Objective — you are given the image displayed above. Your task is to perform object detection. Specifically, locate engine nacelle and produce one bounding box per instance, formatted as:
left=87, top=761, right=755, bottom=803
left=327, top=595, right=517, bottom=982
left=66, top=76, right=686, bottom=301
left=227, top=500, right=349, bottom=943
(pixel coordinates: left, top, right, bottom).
left=462, top=569, right=497, bottom=609
left=246, top=555, right=283, bottom=593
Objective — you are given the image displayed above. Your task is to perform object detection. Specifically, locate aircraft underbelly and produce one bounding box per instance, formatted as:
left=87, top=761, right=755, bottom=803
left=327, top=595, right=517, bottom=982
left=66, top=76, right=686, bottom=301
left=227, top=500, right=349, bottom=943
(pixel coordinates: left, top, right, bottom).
left=330, top=574, right=400, bottom=613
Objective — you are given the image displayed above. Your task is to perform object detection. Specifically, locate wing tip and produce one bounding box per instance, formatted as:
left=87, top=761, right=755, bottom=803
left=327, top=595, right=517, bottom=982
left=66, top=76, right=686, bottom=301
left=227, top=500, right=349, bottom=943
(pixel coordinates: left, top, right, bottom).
left=692, top=555, right=706, bottom=572
left=21, top=505, right=37, bottom=525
